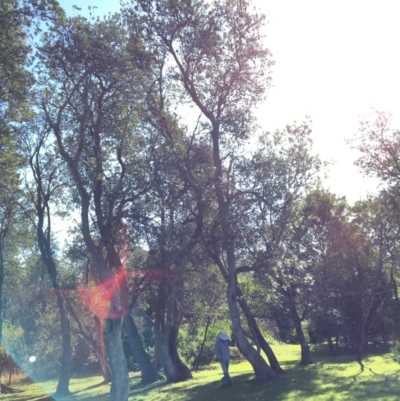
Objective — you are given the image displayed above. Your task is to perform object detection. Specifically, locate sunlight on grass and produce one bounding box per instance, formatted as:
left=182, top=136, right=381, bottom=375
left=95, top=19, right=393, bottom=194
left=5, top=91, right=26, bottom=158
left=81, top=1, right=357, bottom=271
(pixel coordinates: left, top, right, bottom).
left=4, top=345, right=400, bottom=401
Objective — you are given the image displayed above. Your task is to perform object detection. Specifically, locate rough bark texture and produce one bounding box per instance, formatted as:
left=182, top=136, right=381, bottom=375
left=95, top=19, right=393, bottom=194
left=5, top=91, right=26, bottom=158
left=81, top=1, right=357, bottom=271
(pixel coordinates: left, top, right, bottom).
left=123, top=313, right=159, bottom=384
left=104, top=319, right=130, bottom=401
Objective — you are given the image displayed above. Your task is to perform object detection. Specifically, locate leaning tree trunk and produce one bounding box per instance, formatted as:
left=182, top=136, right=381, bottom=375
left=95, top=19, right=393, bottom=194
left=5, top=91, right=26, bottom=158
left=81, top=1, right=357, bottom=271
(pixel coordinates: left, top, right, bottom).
left=210, top=124, right=279, bottom=381
left=104, top=319, right=130, bottom=401
left=236, top=285, right=284, bottom=374
left=123, top=313, right=159, bottom=384
left=227, top=277, right=278, bottom=380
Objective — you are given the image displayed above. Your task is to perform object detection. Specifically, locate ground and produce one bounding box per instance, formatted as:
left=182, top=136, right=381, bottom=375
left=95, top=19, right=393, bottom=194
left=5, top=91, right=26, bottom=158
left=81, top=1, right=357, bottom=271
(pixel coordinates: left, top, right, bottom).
left=2, top=345, right=400, bottom=401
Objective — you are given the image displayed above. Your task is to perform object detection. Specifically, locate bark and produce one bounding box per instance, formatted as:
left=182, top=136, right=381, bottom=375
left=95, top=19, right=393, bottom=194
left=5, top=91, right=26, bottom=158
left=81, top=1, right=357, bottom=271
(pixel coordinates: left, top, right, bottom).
left=210, top=241, right=280, bottom=380
left=153, top=279, right=191, bottom=382
left=289, top=301, right=312, bottom=365
left=123, top=313, right=159, bottom=384
left=226, top=247, right=278, bottom=381
left=295, top=321, right=312, bottom=366
left=94, top=316, right=110, bottom=383
left=104, top=319, right=130, bottom=401
left=238, top=296, right=285, bottom=374
left=169, top=301, right=192, bottom=379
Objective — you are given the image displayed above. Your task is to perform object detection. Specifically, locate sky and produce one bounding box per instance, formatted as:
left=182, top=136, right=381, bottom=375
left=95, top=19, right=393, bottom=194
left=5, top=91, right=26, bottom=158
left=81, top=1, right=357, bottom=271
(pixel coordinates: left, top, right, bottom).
left=57, top=0, right=400, bottom=204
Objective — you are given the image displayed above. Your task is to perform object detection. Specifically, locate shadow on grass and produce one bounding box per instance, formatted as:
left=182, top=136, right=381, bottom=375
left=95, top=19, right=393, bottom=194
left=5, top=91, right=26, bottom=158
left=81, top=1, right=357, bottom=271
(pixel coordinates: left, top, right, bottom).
left=128, top=358, right=400, bottom=401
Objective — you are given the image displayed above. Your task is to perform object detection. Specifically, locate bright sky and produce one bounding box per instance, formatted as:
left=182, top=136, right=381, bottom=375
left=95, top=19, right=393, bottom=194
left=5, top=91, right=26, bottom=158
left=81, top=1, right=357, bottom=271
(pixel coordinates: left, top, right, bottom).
left=58, top=0, right=400, bottom=204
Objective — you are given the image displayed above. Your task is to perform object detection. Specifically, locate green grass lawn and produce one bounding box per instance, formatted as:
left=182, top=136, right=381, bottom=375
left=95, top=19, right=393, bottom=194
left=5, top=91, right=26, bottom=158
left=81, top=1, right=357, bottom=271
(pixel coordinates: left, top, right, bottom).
left=3, top=345, right=400, bottom=401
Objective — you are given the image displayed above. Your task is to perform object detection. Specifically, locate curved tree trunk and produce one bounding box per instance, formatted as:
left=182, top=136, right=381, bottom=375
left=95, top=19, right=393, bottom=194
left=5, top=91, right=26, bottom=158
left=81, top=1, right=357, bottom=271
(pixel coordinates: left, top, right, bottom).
left=227, top=266, right=278, bottom=381
left=156, top=282, right=192, bottom=383
left=169, top=302, right=192, bottom=380
left=123, top=313, right=159, bottom=384
left=104, top=319, right=130, bottom=401
left=236, top=287, right=284, bottom=374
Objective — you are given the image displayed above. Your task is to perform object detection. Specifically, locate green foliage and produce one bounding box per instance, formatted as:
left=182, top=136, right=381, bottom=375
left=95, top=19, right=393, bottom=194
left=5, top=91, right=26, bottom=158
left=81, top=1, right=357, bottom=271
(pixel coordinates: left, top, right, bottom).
left=178, top=321, right=231, bottom=368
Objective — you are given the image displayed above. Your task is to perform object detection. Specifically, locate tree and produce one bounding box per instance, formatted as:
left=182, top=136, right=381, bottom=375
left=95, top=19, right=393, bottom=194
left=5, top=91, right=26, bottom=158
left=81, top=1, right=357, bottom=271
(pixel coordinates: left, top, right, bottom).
left=23, top=126, right=72, bottom=395
left=232, top=122, right=322, bottom=365
left=37, top=14, right=150, bottom=400
left=126, top=0, right=277, bottom=381
left=0, top=0, right=63, bottom=348
left=304, top=191, right=391, bottom=364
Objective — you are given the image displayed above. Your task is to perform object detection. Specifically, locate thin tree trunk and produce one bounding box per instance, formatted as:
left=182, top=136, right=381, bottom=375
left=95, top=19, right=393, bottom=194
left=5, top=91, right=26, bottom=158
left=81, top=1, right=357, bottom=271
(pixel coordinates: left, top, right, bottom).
left=193, top=316, right=212, bottom=371
left=36, top=213, right=72, bottom=395
left=94, top=316, right=110, bottom=383
left=123, top=313, right=159, bottom=384
left=226, top=247, right=278, bottom=381
left=289, top=302, right=312, bottom=365
left=104, top=319, right=130, bottom=401
left=237, top=291, right=284, bottom=374
left=295, top=321, right=312, bottom=365
left=55, top=292, right=72, bottom=395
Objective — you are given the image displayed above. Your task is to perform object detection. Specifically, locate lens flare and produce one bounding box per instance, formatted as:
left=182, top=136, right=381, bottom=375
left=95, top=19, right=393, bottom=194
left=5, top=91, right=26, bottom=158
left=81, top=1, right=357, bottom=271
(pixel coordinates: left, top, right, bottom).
left=29, top=355, right=37, bottom=363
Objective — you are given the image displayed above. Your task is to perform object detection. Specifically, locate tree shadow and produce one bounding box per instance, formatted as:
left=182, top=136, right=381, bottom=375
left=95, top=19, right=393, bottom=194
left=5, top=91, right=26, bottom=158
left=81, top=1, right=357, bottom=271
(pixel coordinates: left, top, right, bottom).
left=125, top=360, right=400, bottom=401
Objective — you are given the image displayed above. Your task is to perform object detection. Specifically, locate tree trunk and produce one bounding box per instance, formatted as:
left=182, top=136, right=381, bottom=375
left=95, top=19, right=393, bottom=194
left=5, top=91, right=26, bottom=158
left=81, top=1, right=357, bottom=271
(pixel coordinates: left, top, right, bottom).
left=237, top=291, right=284, bottom=374
left=159, top=285, right=192, bottom=383
left=55, top=292, right=72, bottom=396
left=296, top=323, right=312, bottom=366
left=169, top=303, right=192, bottom=380
left=123, top=313, right=159, bottom=384
left=193, top=316, right=212, bottom=371
left=104, top=319, right=130, bottom=401
left=226, top=248, right=278, bottom=381
left=94, top=316, right=110, bottom=383
left=289, top=303, right=312, bottom=365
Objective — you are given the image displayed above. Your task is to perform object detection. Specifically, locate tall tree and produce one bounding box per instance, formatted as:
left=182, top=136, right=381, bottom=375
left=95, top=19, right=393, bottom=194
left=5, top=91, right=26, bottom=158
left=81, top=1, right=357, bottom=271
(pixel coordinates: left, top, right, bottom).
left=24, top=127, right=72, bottom=395
left=37, top=15, right=149, bottom=401
left=0, top=0, right=63, bottom=347
left=126, top=0, right=277, bottom=381
left=240, top=124, right=322, bottom=365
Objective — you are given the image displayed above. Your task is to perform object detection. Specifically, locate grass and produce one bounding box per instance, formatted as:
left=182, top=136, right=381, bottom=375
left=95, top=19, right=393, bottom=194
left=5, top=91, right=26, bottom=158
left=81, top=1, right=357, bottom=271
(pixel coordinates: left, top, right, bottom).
left=3, top=345, right=400, bottom=401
